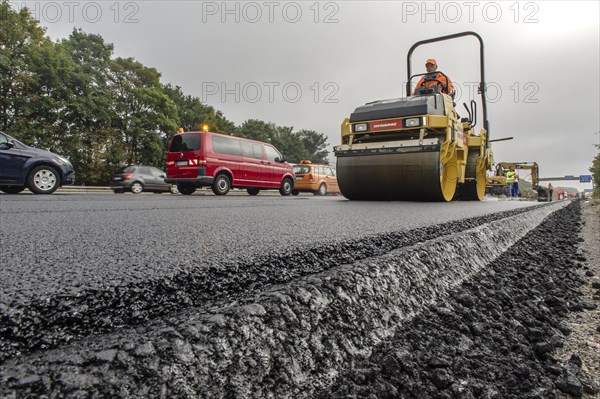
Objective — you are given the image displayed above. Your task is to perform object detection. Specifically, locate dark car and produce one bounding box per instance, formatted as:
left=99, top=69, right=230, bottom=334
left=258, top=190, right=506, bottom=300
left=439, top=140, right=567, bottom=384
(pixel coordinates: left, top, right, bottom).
left=111, top=165, right=177, bottom=194
left=0, top=131, right=75, bottom=194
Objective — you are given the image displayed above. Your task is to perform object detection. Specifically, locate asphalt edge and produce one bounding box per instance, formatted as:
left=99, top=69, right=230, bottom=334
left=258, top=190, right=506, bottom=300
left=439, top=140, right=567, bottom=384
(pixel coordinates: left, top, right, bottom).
left=189, top=200, right=568, bottom=398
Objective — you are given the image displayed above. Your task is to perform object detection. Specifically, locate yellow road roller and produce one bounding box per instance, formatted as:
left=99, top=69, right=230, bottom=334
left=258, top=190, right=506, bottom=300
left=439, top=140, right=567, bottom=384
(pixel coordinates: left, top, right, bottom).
left=334, top=32, right=493, bottom=201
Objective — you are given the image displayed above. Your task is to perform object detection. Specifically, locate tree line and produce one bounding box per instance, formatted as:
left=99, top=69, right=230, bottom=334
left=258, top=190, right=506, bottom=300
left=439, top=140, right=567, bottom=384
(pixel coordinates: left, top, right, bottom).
left=0, top=1, right=330, bottom=185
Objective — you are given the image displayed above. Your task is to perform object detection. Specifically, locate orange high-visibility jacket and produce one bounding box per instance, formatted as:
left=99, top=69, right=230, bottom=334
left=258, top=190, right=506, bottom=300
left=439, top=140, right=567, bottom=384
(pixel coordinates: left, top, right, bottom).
left=414, top=72, right=454, bottom=95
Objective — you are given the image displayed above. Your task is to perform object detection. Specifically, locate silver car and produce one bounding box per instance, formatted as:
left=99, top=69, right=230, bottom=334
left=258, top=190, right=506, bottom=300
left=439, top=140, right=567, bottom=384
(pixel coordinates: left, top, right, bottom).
left=111, top=165, right=178, bottom=194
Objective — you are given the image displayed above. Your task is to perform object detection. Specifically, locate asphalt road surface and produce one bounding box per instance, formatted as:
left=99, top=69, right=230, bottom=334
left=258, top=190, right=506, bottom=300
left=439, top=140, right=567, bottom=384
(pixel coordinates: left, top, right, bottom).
left=2, top=194, right=597, bottom=398
left=0, top=194, right=536, bottom=302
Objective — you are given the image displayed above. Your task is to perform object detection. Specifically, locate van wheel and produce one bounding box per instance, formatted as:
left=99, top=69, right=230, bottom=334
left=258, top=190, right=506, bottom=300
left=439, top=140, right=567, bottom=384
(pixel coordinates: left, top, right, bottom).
left=27, top=165, right=60, bottom=194
left=317, top=183, right=327, bottom=196
left=212, top=174, right=231, bottom=195
left=247, top=188, right=260, bottom=196
left=177, top=184, right=196, bottom=195
left=291, top=189, right=299, bottom=196
left=279, top=178, right=293, bottom=196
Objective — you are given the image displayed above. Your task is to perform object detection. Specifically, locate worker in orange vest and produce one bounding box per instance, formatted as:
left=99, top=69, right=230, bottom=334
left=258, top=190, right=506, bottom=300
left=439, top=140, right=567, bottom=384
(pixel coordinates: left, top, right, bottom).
left=414, top=59, right=455, bottom=96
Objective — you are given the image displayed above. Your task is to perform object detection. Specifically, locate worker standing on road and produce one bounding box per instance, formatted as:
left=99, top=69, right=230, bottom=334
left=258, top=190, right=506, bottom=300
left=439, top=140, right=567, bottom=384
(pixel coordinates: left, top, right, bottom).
left=414, top=59, right=455, bottom=96
left=548, top=183, right=553, bottom=201
left=512, top=173, right=519, bottom=198
left=505, top=167, right=516, bottom=198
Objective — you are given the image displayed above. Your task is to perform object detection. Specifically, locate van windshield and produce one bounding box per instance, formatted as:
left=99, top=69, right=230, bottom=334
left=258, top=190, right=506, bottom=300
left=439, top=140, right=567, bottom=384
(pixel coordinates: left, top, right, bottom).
left=170, top=134, right=200, bottom=152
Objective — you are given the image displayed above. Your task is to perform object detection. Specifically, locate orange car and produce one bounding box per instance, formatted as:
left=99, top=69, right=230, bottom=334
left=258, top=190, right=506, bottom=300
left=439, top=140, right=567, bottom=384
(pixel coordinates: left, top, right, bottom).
left=292, top=160, right=340, bottom=196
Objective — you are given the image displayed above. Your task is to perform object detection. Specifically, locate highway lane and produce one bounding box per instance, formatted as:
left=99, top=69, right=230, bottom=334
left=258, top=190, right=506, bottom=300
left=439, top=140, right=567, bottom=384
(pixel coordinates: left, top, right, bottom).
left=0, top=196, right=580, bottom=398
left=1, top=194, right=538, bottom=303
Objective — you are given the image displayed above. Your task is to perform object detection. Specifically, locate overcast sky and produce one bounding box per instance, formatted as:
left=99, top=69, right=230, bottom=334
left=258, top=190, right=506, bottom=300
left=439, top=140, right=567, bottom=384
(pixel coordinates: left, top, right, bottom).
left=15, top=0, right=600, bottom=189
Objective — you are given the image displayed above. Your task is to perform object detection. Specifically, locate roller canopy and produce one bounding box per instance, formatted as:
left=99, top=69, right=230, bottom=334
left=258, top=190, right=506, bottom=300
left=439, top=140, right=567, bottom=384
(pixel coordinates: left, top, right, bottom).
left=349, top=94, right=445, bottom=123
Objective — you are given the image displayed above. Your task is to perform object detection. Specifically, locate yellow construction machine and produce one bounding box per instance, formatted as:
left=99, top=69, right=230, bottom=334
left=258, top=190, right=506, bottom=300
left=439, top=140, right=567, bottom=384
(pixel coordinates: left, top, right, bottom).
left=334, top=32, right=492, bottom=201
left=486, top=161, right=550, bottom=201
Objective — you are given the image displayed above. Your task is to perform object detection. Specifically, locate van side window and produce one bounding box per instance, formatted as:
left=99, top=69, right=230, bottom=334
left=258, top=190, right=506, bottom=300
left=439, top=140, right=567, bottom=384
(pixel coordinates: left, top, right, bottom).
left=253, top=143, right=264, bottom=159
left=241, top=141, right=263, bottom=160
left=264, top=145, right=281, bottom=162
left=212, top=135, right=242, bottom=156
left=241, top=141, right=253, bottom=158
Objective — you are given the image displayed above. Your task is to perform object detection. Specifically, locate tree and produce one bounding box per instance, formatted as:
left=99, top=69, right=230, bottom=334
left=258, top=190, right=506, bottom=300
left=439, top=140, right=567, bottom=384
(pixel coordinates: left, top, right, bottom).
left=296, top=129, right=329, bottom=164
left=109, top=57, right=178, bottom=167
left=0, top=0, right=49, bottom=135
left=237, top=119, right=277, bottom=143
left=162, top=84, right=236, bottom=136
left=0, top=2, right=330, bottom=184
left=237, top=119, right=330, bottom=163
left=57, top=29, right=117, bottom=184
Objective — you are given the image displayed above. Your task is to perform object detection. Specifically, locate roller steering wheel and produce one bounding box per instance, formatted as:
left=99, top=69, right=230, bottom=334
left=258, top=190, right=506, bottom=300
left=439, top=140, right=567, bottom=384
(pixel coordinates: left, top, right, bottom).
left=417, top=79, right=448, bottom=94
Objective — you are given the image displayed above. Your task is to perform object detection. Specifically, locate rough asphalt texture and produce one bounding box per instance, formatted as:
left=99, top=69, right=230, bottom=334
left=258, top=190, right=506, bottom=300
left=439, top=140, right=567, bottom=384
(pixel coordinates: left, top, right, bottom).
left=321, top=201, right=599, bottom=399
left=555, top=201, right=600, bottom=399
left=0, top=198, right=580, bottom=398
left=0, top=196, right=541, bottom=363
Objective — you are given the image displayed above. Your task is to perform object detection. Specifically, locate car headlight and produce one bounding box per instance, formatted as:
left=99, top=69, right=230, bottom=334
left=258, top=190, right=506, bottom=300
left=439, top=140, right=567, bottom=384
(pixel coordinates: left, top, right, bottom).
left=404, top=118, right=421, bottom=127
left=353, top=123, right=368, bottom=132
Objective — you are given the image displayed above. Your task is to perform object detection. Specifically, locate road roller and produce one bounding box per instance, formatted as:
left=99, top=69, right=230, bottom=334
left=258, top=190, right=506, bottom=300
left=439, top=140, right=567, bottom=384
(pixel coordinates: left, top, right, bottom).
left=334, top=32, right=493, bottom=201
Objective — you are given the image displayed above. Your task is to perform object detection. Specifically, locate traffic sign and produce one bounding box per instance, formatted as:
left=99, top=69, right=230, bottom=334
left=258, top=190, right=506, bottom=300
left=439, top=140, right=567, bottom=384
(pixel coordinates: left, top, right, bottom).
left=564, top=175, right=576, bottom=180
left=579, top=175, right=592, bottom=183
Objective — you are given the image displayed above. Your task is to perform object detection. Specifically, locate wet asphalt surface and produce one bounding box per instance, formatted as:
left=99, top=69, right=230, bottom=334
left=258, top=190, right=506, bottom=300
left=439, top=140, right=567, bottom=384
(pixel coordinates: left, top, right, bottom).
left=2, top=194, right=590, bottom=398
left=0, top=194, right=537, bottom=362
left=0, top=194, right=536, bottom=302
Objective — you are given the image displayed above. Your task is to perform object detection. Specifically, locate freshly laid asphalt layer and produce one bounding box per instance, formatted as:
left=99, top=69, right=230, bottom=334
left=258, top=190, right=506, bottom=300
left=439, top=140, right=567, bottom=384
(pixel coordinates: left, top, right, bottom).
left=1, top=195, right=538, bottom=363
left=0, top=195, right=537, bottom=303
left=1, top=195, right=593, bottom=398
left=320, top=200, right=598, bottom=399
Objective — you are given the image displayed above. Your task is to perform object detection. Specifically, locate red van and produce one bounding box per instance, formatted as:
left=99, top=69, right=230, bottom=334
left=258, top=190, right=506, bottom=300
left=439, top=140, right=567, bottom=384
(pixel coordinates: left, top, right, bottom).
left=165, top=131, right=295, bottom=196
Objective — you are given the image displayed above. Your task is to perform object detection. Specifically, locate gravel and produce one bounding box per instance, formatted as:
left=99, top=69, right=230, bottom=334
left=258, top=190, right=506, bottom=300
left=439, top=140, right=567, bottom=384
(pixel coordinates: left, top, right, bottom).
left=554, top=200, right=600, bottom=399
left=321, top=200, right=599, bottom=399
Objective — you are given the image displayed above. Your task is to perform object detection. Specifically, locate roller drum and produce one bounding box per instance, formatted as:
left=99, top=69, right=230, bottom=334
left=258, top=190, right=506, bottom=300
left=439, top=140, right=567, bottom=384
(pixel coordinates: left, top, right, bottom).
left=336, top=149, right=448, bottom=201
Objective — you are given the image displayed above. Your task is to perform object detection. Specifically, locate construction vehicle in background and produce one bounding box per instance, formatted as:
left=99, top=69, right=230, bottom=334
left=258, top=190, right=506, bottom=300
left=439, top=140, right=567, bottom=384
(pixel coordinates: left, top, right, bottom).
left=486, top=161, right=550, bottom=201
left=334, top=32, right=493, bottom=201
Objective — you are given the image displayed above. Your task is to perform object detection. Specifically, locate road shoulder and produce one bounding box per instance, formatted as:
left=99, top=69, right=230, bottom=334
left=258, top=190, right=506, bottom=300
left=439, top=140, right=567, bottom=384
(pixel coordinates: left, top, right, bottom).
left=555, top=199, right=600, bottom=398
